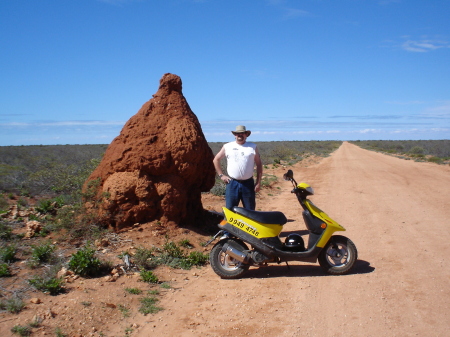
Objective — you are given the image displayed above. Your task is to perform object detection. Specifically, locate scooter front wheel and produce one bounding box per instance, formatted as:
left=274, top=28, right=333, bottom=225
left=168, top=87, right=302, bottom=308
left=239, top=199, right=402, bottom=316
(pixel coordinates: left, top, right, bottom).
left=210, top=239, right=249, bottom=279
left=318, top=235, right=358, bottom=275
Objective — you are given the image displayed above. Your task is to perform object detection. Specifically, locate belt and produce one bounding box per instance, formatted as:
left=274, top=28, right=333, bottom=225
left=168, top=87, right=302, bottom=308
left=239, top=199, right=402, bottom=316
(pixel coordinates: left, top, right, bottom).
left=231, top=177, right=253, bottom=183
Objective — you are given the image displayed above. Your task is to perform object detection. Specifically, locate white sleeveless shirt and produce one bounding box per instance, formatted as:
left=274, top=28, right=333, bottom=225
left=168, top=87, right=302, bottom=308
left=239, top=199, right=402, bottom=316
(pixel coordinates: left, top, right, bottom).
left=224, top=141, right=257, bottom=180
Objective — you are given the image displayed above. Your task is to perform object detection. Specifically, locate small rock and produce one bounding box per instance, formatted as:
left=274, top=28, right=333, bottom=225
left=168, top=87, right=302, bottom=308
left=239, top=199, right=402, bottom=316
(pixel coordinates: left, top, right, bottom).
left=57, top=267, right=69, bottom=278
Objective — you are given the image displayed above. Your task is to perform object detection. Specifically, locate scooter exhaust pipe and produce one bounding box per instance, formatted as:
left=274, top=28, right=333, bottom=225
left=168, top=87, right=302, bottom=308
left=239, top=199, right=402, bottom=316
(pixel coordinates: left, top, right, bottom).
left=222, top=243, right=249, bottom=263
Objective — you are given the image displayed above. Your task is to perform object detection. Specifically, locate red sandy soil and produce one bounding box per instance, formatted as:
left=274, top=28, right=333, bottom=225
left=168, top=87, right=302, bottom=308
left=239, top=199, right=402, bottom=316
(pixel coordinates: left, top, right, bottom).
left=1, top=142, right=449, bottom=336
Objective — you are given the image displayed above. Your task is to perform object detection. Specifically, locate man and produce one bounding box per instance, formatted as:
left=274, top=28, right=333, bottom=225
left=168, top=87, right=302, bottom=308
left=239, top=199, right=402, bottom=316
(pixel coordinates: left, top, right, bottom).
left=213, top=125, right=262, bottom=210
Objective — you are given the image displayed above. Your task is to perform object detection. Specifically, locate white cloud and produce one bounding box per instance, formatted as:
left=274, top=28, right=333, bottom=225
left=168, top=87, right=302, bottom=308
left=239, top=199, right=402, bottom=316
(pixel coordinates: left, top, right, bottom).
left=283, top=8, right=310, bottom=18
left=401, top=38, right=449, bottom=53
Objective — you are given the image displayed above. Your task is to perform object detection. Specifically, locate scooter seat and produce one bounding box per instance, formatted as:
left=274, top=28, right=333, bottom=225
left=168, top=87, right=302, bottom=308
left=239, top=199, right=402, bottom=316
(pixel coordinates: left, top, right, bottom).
left=233, top=207, right=287, bottom=225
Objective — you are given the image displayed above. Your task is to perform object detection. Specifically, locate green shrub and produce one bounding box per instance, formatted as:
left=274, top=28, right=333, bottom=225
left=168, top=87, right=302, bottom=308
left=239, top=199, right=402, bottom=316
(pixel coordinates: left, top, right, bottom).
left=28, top=316, right=43, bottom=328
left=118, top=304, right=131, bottom=318
left=132, top=247, right=156, bottom=270
left=149, top=240, right=209, bottom=270
left=0, top=195, right=8, bottom=212
left=139, top=296, right=163, bottom=315
left=410, top=146, right=425, bottom=155
left=0, top=296, right=25, bottom=314
left=36, top=196, right=65, bottom=214
left=55, top=327, right=67, bottom=337
left=0, top=222, right=13, bottom=240
left=160, top=282, right=171, bottom=289
left=68, top=245, right=101, bottom=277
left=17, top=198, right=28, bottom=208
left=0, top=262, right=11, bottom=277
left=11, top=325, right=31, bottom=336
left=427, top=156, right=442, bottom=163
left=54, top=202, right=108, bottom=241
left=162, top=240, right=185, bottom=259
left=184, top=251, right=209, bottom=268
left=210, top=180, right=226, bottom=196
left=261, top=174, right=277, bottom=187
left=29, top=241, right=55, bottom=266
left=28, top=275, right=64, bottom=295
left=178, top=239, right=194, bottom=249
left=0, top=244, right=17, bottom=263
left=140, top=270, right=159, bottom=284
left=125, top=287, right=142, bottom=295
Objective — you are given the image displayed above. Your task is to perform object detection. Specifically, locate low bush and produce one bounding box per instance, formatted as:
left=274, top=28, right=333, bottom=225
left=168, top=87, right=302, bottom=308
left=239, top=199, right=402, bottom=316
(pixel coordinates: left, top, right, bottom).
left=55, top=327, right=67, bottom=337
left=36, top=196, right=65, bottom=214
left=0, top=244, right=17, bottom=263
left=125, top=287, right=142, bottom=295
left=28, top=274, right=64, bottom=295
left=140, top=270, right=159, bottom=284
left=210, top=179, right=226, bottom=196
left=139, top=296, right=163, bottom=315
left=180, top=251, right=209, bottom=269
left=162, top=240, right=185, bottom=259
left=146, top=240, right=210, bottom=270
left=261, top=174, right=277, bottom=187
left=178, top=239, right=194, bottom=249
left=0, top=194, right=9, bottom=212
left=160, top=282, right=171, bottom=289
left=0, top=296, right=25, bottom=314
left=0, top=262, right=11, bottom=277
left=118, top=304, right=131, bottom=318
left=29, top=241, right=56, bottom=267
left=427, top=156, right=442, bottom=163
left=68, top=245, right=102, bottom=277
left=132, top=247, right=156, bottom=270
left=10, top=325, right=31, bottom=336
left=0, top=222, right=13, bottom=240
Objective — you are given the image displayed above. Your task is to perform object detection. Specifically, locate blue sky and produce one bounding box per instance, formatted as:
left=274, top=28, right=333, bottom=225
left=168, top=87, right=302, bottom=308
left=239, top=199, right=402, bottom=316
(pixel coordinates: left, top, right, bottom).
left=1, top=0, right=449, bottom=146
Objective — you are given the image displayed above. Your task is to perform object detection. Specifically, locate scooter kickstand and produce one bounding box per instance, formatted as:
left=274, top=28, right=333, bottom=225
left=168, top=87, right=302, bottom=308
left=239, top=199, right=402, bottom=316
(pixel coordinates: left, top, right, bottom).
left=285, top=261, right=290, bottom=271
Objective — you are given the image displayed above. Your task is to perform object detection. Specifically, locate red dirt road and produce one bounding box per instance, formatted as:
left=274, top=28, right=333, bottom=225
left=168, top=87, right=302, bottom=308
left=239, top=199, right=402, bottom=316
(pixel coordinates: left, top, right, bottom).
left=136, top=142, right=450, bottom=337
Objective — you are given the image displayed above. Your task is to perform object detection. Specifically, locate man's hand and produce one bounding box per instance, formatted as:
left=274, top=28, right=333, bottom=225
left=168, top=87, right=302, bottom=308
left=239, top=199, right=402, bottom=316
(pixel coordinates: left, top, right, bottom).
left=221, top=175, right=231, bottom=184
left=255, top=182, right=261, bottom=193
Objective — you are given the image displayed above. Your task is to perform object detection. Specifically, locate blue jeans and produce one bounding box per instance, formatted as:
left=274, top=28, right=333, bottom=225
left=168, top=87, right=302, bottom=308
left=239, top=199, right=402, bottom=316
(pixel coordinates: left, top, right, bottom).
left=225, top=178, right=256, bottom=211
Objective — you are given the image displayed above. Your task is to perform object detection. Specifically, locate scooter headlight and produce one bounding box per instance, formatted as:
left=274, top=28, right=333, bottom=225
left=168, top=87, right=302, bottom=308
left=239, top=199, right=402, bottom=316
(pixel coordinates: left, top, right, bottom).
left=306, top=186, right=314, bottom=195
left=297, top=183, right=314, bottom=195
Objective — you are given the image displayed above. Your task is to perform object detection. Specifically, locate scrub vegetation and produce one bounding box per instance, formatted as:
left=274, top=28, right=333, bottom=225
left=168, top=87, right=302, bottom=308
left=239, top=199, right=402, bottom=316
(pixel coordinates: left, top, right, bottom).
left=350, top=140, right=450, bottom=164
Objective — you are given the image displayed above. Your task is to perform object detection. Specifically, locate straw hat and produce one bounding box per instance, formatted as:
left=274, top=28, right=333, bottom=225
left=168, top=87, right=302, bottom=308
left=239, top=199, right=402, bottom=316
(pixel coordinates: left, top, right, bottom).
left=231, top=125, right=251, bottom=136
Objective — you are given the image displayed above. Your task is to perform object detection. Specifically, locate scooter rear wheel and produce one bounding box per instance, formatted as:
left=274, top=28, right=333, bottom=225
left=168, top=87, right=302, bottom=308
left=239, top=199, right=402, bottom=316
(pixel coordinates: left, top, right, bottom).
left=210, top=239, right=249, bottom=279
left=318, top=235, right=358, bottom=275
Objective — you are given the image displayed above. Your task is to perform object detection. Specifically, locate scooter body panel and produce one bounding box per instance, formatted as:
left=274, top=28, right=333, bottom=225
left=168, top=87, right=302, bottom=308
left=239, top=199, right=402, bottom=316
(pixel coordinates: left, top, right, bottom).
left=303, top=200, right=346, bottom=248
left=218, top=219, right=322, bottom=262
left=222, top=207, right=283, bottom=239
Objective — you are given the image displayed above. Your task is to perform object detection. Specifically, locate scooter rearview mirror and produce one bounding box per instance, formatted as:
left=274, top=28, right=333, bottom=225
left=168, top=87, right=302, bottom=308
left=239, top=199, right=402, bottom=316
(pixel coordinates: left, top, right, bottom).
left=283, top=169, right=293, bottom=181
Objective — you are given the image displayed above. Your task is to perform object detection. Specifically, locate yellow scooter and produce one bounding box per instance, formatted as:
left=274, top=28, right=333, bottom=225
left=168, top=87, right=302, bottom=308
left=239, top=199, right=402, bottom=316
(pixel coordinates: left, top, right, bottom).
left=206, top=170, right=358, bottom=279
